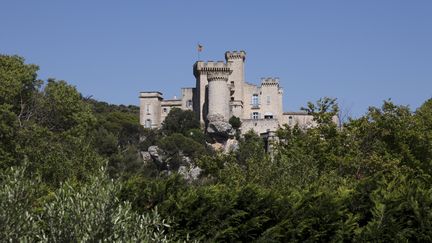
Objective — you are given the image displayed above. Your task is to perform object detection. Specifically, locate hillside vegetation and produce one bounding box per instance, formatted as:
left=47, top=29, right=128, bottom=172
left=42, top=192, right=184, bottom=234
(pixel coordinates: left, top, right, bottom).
left=1, top=54, right=432, bottom=242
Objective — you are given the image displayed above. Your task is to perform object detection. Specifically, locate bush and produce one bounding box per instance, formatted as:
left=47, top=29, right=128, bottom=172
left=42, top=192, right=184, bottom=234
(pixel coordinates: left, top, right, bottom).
left=161, top=108, right=200, bottom=135
left=0, top=165, right=173, bottom=242
left=229, top=116, right=242, bottom=129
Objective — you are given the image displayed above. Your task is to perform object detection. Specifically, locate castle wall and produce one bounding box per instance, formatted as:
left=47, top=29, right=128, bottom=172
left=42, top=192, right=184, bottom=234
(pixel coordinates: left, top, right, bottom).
left=160, top=99, right=182, bottom=123
left=281, top=112, right=316, bottom=128
left=242, top=82, right=260, bottom=119
left=195, top=73, right=208, bottom=123
left=230, top=100, right=243, bottom=118
left=240, top=119, right=280, bottom=135
left=181, top=88, right=194, bottom=110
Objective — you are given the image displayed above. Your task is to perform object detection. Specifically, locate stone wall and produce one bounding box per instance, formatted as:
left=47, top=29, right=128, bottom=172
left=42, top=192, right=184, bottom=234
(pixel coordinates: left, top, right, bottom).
left=281, top=112, right=316, bottom=129
left=181, top=88, right=194, bottom=110
left=240, top=118, right=280, bottom=135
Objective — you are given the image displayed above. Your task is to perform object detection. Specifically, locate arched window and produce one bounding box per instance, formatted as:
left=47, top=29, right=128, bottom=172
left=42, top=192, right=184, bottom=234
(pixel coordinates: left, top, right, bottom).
left=288, top=116, right=293, bottom=126
left=145, top=119, right=152, bottom=128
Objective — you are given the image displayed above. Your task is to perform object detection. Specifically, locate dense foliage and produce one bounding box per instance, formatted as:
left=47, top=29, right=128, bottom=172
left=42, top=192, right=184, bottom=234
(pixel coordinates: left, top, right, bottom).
left=1, top=54, right=432, bottom=241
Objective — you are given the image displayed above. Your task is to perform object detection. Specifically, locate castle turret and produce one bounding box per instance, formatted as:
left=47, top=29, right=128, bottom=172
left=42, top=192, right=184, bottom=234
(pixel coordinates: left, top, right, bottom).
left=207, top=69, right=232, bottom=120
left=139, top=91, right=163, bottom=128
left=225, top=51, right=246, bottom=118
left=194, top=61, right=232, bottom=123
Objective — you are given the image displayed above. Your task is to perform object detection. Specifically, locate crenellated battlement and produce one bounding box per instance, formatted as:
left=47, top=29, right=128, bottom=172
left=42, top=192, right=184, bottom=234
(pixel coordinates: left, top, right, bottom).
left=194, top=61, right=232, bottom=77
left=140, top=50, right=304, bottom=130
left=207, top=70, right=232, bottom=82
left=261, top=77, right=280, bottom=86
left=225, top=50, right=246, bottom=61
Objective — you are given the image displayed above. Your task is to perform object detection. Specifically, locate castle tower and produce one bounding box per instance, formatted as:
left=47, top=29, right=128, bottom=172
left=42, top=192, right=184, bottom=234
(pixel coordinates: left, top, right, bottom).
left=260, top=78, right=283, bottom=119
left=193, top=61, right=232, bottom=123
left=139, top=92, right=163, bottom=128
left=225, top=51, right=246, bottom=118
left=207, top=69, right=232, bottom=120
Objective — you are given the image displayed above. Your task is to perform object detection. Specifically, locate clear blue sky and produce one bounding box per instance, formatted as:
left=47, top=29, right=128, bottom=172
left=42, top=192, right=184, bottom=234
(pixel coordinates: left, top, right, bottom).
left=1, top=1, right=431, bottom=117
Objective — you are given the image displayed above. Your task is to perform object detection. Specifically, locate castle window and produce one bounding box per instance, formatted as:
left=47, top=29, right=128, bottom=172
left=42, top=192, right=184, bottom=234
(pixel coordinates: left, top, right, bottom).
left=144, top=119, right=152, bottom=128
left=267, top=96, right=270, bottom=105
left=264, top=112, right=273, bottom=119
left=146, top=104, right=150, bottom=114
left=186, top=100, right=192, bottom=108
left=163, top=108, right=167, bottom=113
left=288, top=116, right=293, bottom=126
left=252, top=112, right=259, bottom=120
left=252, top=94, right=259, bottom=108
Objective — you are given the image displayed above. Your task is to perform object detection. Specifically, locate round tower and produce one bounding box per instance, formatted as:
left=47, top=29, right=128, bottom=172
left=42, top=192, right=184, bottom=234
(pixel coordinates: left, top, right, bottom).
left=207, top=70, right=231, bottom=120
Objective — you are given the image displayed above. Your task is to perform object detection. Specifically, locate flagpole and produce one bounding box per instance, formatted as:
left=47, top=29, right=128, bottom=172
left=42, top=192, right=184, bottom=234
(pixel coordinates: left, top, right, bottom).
left=197, top=43, right=203, bottom=61
left=197, top=42, right=200, bottom=60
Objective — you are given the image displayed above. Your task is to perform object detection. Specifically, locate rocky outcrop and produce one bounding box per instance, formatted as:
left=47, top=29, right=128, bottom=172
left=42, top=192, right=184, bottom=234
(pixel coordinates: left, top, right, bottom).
left=140, top=151, right=152, bottom=165
left=178, top=165, right=202, bottom=182
left=145, top=145, right=202, bottom=182
left=224, top=138, right=239, bottom=153
left=148, top=145, right=168, bottom=170
left=206, top=114, right=235, bottom=142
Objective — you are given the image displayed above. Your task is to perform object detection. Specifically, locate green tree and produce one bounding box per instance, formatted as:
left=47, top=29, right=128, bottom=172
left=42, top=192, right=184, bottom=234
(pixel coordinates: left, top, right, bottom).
left=229, top=116, right=241, bottom=129
left=161, top=108, right=200, bottom=135
left=0, top=55, right=41, bottom=123
left=36, top=79, right=95, bottom=134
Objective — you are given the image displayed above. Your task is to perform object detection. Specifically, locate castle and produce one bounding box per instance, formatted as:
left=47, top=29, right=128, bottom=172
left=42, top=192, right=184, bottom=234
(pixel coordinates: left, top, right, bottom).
left=139, top=51, right=316, bottom=135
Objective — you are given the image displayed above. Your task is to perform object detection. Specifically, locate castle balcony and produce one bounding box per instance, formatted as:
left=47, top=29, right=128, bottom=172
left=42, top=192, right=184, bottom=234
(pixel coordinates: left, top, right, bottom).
left=251, top=104, right=260, bottom=109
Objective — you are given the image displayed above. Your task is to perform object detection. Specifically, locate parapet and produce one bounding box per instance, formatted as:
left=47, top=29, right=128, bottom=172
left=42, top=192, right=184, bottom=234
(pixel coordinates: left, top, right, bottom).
left=207, top=70, right=231, bottom=82
left=261, top=77, right=280, bottom=86
left=225, top=50, right=246, bottom=61
left=194, top=61, right=232, bottom=77
left=139, top=91, right=163, bottom=99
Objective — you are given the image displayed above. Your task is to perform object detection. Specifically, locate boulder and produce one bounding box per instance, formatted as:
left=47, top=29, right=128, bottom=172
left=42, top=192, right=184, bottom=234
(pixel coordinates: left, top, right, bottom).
left=224, top=138, right=239, bottom=153
left=207, top=114, right=235, bottom=141
left=148, top=145, right=167, bottom=170
left=140, top=151, right=152, bottom=165
left=178, top=165, right=203, bottom=182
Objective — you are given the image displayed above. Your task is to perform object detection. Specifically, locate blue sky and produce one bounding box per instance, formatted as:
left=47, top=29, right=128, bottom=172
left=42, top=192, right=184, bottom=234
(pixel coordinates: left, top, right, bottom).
left=1, top=1, right=431, bottom=117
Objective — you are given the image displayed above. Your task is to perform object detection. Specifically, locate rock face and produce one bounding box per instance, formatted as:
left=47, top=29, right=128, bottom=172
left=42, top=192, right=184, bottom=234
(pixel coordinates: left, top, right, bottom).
left=148, top=145, right=167, bottom=170
left=140, top=151, right=152, bottom=165
left=145, top=145, right=202, bottom=182
left=207, top=114, right=235, bottom=141
left=224, top=138, right=239, bottom=153
left=178, top=165, right=202, bottom=182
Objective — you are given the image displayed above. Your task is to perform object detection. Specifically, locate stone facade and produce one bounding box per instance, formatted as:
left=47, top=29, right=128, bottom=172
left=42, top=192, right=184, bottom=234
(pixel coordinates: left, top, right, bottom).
left=139, top=51, right=321, bottom=134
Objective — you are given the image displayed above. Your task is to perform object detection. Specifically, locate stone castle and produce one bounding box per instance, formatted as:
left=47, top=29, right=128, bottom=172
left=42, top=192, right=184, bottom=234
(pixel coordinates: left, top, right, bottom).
left=139, top=51, right=316, bottom=135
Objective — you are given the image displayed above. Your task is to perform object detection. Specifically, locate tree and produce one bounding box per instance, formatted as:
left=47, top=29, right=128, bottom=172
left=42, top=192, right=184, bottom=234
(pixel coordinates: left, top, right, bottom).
left=301, top=97, right=339, bottom=126
left=229, top=116, right=242, bottom=129
left=0, top=165, right=173, bottom=242
left=0, top=55, right=41, bottom=124
left=36, top=79, right=95, bottom=134
left=161, top=108, right=200, bottom=135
